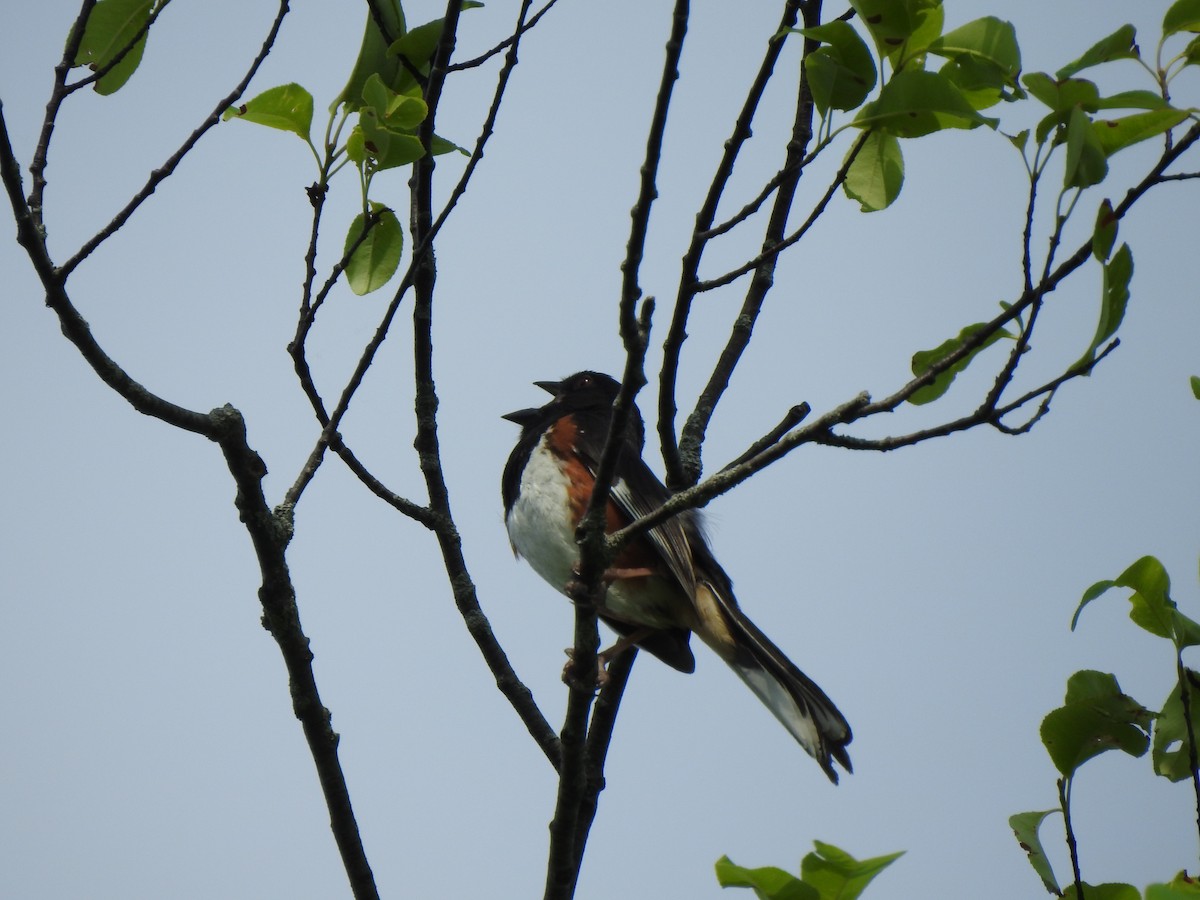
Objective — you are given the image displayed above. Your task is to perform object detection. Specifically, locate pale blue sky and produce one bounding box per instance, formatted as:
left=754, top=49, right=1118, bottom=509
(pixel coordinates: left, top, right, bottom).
left=2, top=2, right=1198, bottom=898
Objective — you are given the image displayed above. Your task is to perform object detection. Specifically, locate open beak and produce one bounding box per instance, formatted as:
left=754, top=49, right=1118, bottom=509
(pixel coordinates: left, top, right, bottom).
left=502, top=407, right=543, bottom=426
left=533, top=379, right=562, bottom=395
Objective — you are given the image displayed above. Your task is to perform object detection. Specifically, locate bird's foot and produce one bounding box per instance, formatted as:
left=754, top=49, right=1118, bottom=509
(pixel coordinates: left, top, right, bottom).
left=561, top=648, right=608, bottom=692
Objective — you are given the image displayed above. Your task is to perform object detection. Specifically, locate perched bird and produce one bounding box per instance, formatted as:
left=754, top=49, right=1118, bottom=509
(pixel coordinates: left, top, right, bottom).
left=502, top=371, right=852, bottom=782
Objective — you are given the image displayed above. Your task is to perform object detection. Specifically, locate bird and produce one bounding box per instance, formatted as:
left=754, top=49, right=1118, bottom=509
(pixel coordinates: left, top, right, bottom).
left=502, top=370, right=852, bottom=782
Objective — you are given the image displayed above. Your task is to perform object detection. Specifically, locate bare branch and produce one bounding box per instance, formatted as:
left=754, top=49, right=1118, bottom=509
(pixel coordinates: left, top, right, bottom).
left=609, top=391, right=871, bottom=553
left=677, top=1, right=825, bottom=481
left=65, top=0, right=175, bottom=93
left=446, top=0, right=562, bottom=72
left=28, top=0, right=98, bottom=223
left=57, top=0, right=292, bottom=278
left=658, top=0, right=804, bottom=487
left=693, top=130, right=865, bottom=294
left=5, top=96, right=383, bottom=900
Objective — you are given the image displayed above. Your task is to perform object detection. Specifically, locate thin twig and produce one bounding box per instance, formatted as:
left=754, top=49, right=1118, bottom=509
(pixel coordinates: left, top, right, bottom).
left=678, top=1, right=825, bottom=481
left=29, top=0, right=99, bottom=224
left=4, top=93, right=382, bottom=900
left=692, top=129, right=866, bottom=294
left=445, top=0, right=561, bottom=71
left=1175, top=652, right=1200, bottom=854
left=1059, top=778, right=1085, bottom=899
left=658, top=0, right=804, bottom=487
left=57, top=0, right=292, bottom=278
left=66, top=0, right=175, bottom=93
left=406, top=0, right=563, bottom=769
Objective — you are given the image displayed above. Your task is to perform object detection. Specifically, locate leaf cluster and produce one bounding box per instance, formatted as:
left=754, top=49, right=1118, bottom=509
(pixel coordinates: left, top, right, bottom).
left=716, top=842, right=903, bottom=900
left=1010, top=545, right=1200, bottom=897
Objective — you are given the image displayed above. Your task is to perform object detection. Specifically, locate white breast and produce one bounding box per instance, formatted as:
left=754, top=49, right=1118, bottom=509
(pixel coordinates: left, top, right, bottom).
left=506, top=439, right=579, bottom=594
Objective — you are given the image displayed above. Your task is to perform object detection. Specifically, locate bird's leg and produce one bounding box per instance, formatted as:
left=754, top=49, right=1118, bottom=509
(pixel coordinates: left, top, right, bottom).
left=565, top=561, right=654, bottom=603
left=561, top=627, right=653, bottom=690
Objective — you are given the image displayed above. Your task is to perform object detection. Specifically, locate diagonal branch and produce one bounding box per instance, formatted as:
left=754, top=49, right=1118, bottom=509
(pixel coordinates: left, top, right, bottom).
left=405, top=0, right=562, bottom=767
left=445, top=0, right=562, bottom=71
left=3, top=97, right=382, bottom=900
left=658, top=0, right=805, bottom=487
left=57, top=0, right=291, bottom=278
left=676, top=1, right=825, bottom=485
left=28, top=0, right=97, bottom=224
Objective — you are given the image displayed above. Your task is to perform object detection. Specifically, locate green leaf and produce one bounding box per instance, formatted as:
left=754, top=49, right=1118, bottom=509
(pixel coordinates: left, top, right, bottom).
left=844, top=131, right=904, bottom=211
left=357, top=111, right=426, bottom=169
left=1040, top=670, right=1152, bottom=776
left=1094, top=89, right=1171, bottom=111
left=939, top=55, right=1022, bottom=110
left=361, top=74, right=430, bottom=130
left=1093, top=109, right=1190, bottom=156
left=848, top=0, right=943, bottom=63
left=332, top=0, right=406, bottom=112
left=926, top=17, right=1021, bottom=85
left=1147, top=872, right=1200, bottom=898
left=222, top=83, right=314, bottom=141
left=1008, top=810, right=1061, bottom=895
left=1184, top=35, right=1200, bottom=67
left=908, top=322, right=1011, bottom=405
left=801, top=21, right=878, bottom=114
left=1064, top=105, right=1108, bottom=188
left=389, top=3, right=484, bottom=78
left=430, top=134, right=468, bottom=156
left=715, top=856, right=818, bottom=900
left=72, top=0, right=154, bottom=95
left=1063, top=884, right=1141, bottom=900
left=343, top=204, right=403, bottom=295
left=1074, top=242, right=1130, bottom=369
left=1092, top=199, right=1117, bottom=262
left=1153, top=675, right=1200, bottom=782
left=1164, top=0, right=1200, bottom=38
left=799, top=841, right=904, bottom=900
left=1023, top=73, right=1102, bottom=113
left=854, top=70, right=998, bottom=137
left=1073, top=555, right=1200, bottom=647
left=1056, top=24, right=1139, bottom=79
left=1190, top=375, right=1200, bottom=399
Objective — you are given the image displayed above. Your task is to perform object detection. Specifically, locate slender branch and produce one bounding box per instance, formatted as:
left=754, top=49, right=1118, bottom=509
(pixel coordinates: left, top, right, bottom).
left=607, top=113, right=1199, bottom=544
left=66, top=0, right=175, bottom=93
left=407, top=0, right=562, bottom=767
left=701, top=167, right=788, bottom=239
left=658, top=0, right=804, bottom=487
left=1059, top=778, right=1085, bottom=899
left=692, top=129, right=865, bottom=294
left=817, top=341, right=1119, bottom=452
left=288, top=0, right=537, bottom=517
left=57, top=0, right=292, bottom=278
left=677, top=0, right=824, bottom=482
left=619, top=0, right=688, bottom=329
left=29, top=0, right=98, bottom=225
left=211, top=407, right=381, bottom=900
left=445, top=0, right=561, bottom=71
left=5, top=96, right=381, bottom=900
left=2, top=103, right=215, bottom=437
left=720, top=403, right=810, bottom=472
left=544, top=623, right=597, bottom=900
left=608, top=391, right=871, bottom=553
left=572, top=652, right=636, bottom=876
left=1176, top=654, right=1200, bottom=853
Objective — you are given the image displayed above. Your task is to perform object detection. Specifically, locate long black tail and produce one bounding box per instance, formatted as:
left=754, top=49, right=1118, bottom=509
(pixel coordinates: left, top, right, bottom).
left=696, top=583, right=852, bottom=783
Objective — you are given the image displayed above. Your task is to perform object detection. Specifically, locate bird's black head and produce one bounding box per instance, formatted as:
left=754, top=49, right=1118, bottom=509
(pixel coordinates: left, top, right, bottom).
left=501, top=371, right=619, bottom=426
left=502, top=371, right=644, bottom=449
